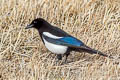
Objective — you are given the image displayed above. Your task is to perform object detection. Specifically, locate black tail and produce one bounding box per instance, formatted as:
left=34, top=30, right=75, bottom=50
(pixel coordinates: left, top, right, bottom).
left=76, top=45, right=113, bottom=59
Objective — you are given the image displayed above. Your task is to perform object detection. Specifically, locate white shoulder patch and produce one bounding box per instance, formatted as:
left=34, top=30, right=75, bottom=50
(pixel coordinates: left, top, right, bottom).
left=43, top=32, right=62, bottom=39
left=42, top=32, right=67, bottom=54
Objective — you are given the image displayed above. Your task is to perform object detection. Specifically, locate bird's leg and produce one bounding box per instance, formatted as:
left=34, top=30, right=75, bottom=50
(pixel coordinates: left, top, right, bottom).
left=56, top=54, right=62, bottom=61
left=55, top=54, right=62, bottom=65
left=64, top=53, right=70, bottom=63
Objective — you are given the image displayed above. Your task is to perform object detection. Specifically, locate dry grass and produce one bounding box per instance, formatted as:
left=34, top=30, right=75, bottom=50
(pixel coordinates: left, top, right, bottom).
left=0, top=0, right=120, bottom=80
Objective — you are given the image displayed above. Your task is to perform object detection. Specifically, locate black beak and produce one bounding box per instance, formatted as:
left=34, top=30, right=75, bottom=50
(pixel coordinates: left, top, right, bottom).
left=25, top=24, right=33, bottom=29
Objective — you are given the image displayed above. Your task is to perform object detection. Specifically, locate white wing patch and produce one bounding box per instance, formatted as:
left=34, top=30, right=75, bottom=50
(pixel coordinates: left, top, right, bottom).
left=43, top=32, right=62, bottom=39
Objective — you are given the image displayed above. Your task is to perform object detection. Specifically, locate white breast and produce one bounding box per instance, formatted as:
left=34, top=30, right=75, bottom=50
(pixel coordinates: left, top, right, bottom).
left=42, top=32, right=68, bottom=54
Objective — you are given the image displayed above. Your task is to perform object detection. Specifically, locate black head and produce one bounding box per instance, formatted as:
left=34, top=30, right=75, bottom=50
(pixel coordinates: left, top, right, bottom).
left=25, top=18, right=48, bottom=30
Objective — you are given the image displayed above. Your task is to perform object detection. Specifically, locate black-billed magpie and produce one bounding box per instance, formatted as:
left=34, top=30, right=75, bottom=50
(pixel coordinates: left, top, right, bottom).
left=25, top=18, right=111, bottom=63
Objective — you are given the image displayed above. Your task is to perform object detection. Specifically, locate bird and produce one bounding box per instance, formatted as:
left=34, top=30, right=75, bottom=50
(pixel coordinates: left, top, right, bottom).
left=25, top=18, right=111, bottom=63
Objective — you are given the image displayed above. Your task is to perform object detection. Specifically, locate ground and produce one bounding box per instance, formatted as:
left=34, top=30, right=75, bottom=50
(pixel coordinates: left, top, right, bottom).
left=0, top=0, right=120, bottom=80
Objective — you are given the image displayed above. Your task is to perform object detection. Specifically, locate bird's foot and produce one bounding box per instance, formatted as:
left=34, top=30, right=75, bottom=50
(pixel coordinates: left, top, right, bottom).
left=55, top=54, right=63, bottom=65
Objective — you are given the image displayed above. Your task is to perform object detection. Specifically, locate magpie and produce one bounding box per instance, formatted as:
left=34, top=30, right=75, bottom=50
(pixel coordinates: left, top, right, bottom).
left=25, top=18, right=111, bottom=63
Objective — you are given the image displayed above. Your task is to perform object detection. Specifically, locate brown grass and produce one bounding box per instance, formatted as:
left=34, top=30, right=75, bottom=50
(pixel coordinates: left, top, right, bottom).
left=0, top=0, right=120, bottom=80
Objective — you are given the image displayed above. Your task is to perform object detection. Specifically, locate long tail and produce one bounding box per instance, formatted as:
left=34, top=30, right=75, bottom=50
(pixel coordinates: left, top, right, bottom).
left=76, top=45, right=113, bottom=59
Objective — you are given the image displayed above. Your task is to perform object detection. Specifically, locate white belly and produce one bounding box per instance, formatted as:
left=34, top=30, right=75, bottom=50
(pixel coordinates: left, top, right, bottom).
left=43, top=38, right=68, bottom=54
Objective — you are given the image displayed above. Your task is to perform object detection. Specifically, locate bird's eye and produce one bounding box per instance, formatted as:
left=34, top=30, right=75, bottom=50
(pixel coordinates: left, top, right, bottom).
left=34, top=21, right=37, bottom=24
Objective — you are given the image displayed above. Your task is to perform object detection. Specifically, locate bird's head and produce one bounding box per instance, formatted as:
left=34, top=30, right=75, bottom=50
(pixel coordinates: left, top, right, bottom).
left=25, top=18, right=47, bottom=30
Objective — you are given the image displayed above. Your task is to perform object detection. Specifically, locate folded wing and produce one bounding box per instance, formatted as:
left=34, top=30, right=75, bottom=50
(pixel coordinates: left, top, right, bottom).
left=42, top=34, right=85, bottom=48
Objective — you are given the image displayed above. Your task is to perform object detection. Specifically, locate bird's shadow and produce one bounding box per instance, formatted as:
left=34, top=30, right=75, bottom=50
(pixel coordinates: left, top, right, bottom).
left=49, top=53, right=105, bottom=65
left=44, top=49, right=114, bottom=66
